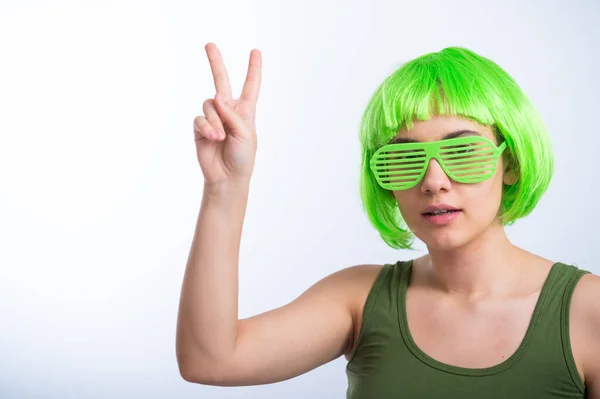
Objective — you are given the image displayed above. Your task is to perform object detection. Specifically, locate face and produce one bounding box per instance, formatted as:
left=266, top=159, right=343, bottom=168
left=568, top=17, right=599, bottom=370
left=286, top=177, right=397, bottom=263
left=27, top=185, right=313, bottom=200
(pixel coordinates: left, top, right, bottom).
left=390, top=115, right=516, bottom=250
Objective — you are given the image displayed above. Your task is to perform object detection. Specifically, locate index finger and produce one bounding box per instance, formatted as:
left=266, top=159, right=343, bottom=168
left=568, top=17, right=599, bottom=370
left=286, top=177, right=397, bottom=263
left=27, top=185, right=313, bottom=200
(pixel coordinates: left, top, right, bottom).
left=205, top=43, right=233, bottom=101
left=240, top=49, right=263, bottom=104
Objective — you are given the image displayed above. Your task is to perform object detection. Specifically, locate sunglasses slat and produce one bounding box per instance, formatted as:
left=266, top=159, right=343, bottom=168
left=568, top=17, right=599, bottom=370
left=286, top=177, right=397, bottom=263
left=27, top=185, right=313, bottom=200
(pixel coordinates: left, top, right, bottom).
left=381, top=179, right=420, bottom=184
left=450, top=167, right=496, bottom=177
left=372, top=163, right=425, bottom=172
left=377, top=152, right=427, bottom=160
left=448, top=165, right=495, bottom=174
left=442, top=155, right=496, bottom=165
left=440, top=150, right=490, bottom=157
left=384, top=174, right=422, bottom=180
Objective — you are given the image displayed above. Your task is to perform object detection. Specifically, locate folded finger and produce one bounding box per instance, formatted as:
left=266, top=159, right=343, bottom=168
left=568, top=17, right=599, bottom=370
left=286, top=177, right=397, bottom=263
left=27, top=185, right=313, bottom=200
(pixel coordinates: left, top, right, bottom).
left=193, top=115, right=220, bottom=141
left=203, top=99, right=225, bottom=137
left=213, top=94, right=247, bottom=138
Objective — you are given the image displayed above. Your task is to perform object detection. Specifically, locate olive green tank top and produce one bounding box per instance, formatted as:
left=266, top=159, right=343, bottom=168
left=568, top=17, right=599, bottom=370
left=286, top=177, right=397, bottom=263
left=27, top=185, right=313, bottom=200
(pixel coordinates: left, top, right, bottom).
left=346, top=260, right=590, bottom=398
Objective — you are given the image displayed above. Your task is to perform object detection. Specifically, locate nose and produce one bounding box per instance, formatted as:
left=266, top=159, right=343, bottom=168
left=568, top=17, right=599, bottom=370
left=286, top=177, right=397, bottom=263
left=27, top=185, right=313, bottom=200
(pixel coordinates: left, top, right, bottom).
left=420, top=158, right=452, bottom=194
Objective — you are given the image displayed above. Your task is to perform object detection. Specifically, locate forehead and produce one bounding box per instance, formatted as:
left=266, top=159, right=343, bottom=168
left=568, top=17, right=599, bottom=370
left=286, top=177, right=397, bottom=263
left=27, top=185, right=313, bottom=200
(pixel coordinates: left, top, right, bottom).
left=393, top=115, right=496, bottom=143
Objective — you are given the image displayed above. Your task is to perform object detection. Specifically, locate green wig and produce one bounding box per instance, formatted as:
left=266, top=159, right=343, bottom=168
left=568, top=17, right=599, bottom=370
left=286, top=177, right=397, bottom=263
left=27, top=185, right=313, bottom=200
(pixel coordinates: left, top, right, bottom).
left=358, top=47, right=554, bottom=250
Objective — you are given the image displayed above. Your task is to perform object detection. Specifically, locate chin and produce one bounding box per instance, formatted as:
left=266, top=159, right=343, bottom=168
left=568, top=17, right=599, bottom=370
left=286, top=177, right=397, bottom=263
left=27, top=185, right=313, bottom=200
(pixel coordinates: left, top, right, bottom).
left=415, top=228, right=469, bottom=252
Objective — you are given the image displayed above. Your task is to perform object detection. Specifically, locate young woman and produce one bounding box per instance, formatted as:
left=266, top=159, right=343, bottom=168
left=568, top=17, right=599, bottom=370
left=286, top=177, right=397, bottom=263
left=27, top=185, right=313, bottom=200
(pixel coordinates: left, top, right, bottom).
left=176, top=43, right=600, bottom=398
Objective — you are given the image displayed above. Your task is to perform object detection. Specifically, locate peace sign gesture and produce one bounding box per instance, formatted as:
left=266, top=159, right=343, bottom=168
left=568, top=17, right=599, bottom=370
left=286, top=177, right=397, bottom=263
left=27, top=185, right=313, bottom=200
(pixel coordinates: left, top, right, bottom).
left=193, top=43, right=262, bottom=188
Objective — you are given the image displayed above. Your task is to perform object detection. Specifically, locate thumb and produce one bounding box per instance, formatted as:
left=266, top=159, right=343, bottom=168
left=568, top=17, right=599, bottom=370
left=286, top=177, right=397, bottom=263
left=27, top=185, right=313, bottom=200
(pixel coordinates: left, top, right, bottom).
left=213, top=94, right=248, bottom=137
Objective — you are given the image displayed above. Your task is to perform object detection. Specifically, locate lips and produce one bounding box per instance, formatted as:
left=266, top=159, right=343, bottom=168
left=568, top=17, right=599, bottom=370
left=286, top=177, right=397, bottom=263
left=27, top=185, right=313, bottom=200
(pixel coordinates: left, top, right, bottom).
left=422, top=209, right=462, bottom=225
left=421, top=204, right=462, bottom=215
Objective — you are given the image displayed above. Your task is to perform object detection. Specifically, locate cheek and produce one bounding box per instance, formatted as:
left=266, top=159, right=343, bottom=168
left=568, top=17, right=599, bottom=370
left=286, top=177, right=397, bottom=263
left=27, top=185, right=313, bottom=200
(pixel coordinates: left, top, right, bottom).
left=464, top=179, right=505, bottom=220
left=393, top=193, right=419, bottom=223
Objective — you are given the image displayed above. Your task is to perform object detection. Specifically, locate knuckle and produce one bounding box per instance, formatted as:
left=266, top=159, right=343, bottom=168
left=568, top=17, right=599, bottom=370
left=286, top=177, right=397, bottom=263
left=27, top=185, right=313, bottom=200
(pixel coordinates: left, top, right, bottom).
left=203, top=100, right=218, bottom=116
left=202, top=99, right=214, bottom=109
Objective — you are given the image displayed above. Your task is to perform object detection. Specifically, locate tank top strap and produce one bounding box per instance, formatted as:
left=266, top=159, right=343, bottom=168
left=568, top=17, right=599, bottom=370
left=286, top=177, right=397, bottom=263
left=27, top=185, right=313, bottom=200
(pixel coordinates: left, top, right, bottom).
left=505, top=262, right=589, bottom=396
left=345, top=260, right=408, bottom=367
left=528, top=262, right=591, bottom=394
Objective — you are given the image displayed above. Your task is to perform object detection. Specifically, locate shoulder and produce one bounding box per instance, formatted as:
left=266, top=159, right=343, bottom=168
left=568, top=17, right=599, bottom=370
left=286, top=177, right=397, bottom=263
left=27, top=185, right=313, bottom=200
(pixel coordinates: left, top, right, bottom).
left=570, top=271, right=600, bottom=333
left=316, top=263, right=385, bottom=323
left=298, top=263, right=385, bottom=310
left=337, top=263, right=386, bottom=309
left=569, top=270, right=600, bottom=392
left=321, top=263, right=385, bottom=296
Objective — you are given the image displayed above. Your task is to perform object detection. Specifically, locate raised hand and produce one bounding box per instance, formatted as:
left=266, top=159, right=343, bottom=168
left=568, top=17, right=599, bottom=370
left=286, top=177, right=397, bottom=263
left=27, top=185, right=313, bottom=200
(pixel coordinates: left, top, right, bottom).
left=193, top=43, right=262, bottom=187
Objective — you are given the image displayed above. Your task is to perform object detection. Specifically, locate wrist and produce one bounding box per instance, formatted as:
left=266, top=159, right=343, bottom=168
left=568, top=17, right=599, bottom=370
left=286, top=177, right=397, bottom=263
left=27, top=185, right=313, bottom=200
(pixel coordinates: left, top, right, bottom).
left=203, top=179, right=250, bottom=200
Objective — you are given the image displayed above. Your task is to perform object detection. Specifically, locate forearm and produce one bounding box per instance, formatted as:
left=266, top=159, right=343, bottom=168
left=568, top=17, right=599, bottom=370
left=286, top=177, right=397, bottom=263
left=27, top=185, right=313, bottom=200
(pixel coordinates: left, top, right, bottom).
left=176, top=181, right=250, bottom=376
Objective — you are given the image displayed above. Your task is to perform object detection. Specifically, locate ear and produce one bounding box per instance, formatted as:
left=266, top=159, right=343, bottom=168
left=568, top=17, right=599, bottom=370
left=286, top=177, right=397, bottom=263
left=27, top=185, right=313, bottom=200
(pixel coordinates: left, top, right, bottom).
left=503, top=169, right=518, bottom=185
left=502, top=156, right=518, bottom=185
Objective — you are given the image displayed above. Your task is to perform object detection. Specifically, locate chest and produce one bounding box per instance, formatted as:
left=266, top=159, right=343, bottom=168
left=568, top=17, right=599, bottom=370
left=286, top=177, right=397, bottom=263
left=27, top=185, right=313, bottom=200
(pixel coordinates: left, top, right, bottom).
left=404, top=290, right=539, bottom=368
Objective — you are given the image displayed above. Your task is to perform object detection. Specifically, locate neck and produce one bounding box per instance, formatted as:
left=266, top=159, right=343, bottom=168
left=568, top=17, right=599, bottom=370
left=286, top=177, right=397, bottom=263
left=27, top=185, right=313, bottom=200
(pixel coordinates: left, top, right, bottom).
left=423, top=222, right=527, bottom=300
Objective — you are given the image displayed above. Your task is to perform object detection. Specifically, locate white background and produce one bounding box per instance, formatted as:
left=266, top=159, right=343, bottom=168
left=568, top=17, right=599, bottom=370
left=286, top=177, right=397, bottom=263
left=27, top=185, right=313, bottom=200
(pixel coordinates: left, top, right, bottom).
left=0, top=0, right=598, bottom=398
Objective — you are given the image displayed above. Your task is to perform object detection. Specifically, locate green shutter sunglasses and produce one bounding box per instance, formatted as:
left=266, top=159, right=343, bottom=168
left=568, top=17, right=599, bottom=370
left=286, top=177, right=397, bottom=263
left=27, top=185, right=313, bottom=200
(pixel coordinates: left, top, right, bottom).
left=370, top=136, right=507, bottom=191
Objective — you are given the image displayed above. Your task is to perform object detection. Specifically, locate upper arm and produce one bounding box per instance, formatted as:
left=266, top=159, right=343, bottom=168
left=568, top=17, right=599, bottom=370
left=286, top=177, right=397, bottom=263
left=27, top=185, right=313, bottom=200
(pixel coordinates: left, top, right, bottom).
left=569, top=272, right=600, bottom=398
left=197, top=264, right=382, bottom=386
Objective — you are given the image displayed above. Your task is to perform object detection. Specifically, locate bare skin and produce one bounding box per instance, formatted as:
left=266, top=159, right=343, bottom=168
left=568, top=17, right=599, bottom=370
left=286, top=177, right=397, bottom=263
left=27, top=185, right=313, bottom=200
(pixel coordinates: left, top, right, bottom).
left=175, top=43, right=600, bottom=397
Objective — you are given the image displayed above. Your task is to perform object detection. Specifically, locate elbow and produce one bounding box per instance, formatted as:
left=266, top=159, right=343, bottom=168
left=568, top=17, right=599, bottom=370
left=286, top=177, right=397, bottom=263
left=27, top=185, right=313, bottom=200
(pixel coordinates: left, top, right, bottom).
left=177, top=350, right=231, bottom=386
left=178, top=365, right=200, bottom=384
left=178, top=365, right=231, bottom=386
left=176, top=351, right=199, bottom=383
left=177, top=360, right=215, bottom=385
left=176, top=343, right=203, bottom=383
left=176, top=332, right=238, bottom=385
